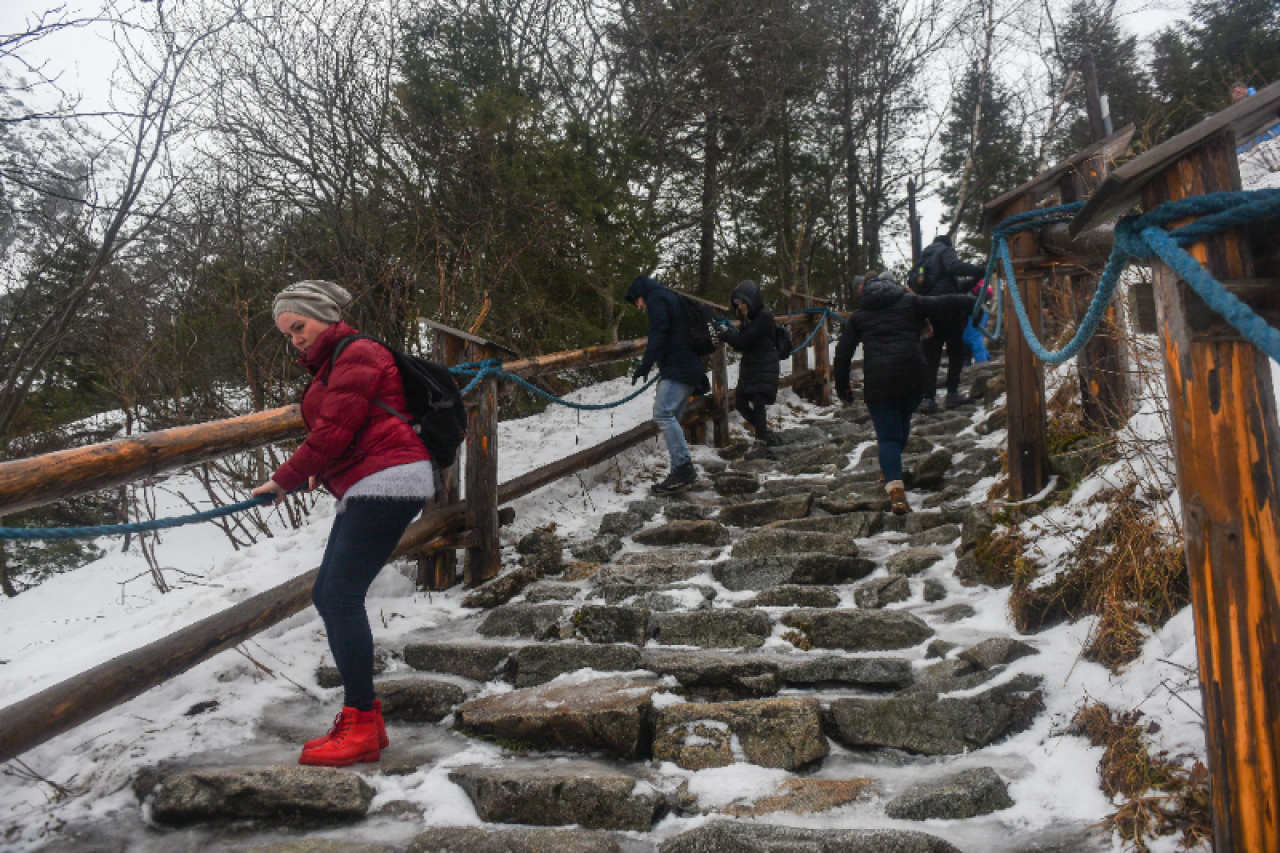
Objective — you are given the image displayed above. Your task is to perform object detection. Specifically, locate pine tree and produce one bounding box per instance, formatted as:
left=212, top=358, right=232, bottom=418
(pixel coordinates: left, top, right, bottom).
left=1151, top=0, right=1280, bottom=136
left=939, top=63, right=1033, bottom=255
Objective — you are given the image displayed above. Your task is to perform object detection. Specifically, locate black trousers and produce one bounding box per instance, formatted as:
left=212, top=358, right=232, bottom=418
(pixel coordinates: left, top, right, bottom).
left=735, top=391, right=771, bottom=438
left=922, top=314, right=968, bottom=398
left=313, top=496, right=423, bottom=711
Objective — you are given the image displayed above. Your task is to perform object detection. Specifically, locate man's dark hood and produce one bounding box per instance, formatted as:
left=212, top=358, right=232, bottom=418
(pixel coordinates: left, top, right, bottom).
left=857, top=272, right=907, bottom=310
left=731, top=279, right=765, bottom=317
left=626, top=274, right=660, bottom=304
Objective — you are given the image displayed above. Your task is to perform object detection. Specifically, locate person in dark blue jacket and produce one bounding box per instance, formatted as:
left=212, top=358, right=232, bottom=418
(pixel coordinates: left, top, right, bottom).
left=915, top=234, right=985, bottom=412
left=625, top=274, right=711, bottom=493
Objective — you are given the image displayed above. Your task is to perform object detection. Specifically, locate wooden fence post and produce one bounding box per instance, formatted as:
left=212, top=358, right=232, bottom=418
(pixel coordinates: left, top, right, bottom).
left=1001, top=195, right=1051, bottom=500
left=788, top=290, right=812, bottom=402
left=711, top=342, right=730, bottom=446
left=465, top=338, right=502, bottom=587
left=812, top=314, right=832, bottom=406
left=1139, top=132, right=1280, bottom=853
left=422, top=323, right=464, bottom=590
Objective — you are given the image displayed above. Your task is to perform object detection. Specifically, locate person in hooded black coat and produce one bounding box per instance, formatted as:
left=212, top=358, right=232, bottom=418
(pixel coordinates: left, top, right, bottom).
left=715, top=280, right=781, bottom=445
left=833, top=272, right=975, bottom=514
left=915, top=234, right=986, bottom=412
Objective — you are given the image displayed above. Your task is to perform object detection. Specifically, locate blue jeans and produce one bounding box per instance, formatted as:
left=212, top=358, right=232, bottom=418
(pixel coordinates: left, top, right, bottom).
left=867, top=397, right=922, bottom=483
left=653, top=378, right=693, bottom=469
left=313, top=496, right=424, bottom=710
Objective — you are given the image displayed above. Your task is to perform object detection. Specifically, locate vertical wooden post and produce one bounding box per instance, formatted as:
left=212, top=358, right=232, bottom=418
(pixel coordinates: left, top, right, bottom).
left=1002, top=195, right=1050, bottom=500
left=711, top=343, right=730, bottom=446
left=1141, top=132, right=1280, bottom=853
left=812, top=314, right=832, bottom=406
left=420, top=326, right=463, bottom=590
left=464, top=340, right=502, bottom=587
left=789, top=291, right=811, bottom=400
left=1065, top=150, right=1131, bottom=432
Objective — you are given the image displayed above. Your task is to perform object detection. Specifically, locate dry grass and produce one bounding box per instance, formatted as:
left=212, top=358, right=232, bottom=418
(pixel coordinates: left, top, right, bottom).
left=970, top=525, right=1034, bottom=588
left=1046, top=373, right=1090, bottom=453
left=1008, top=491, right=1189, bottom=668
left=1069, top=703, right=1213, bottom=851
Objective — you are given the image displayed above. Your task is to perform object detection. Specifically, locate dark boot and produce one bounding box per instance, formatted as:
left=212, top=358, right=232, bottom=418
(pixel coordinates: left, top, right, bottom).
left=653, top=462, right=697, bottom=494
left=918, top=397, right=939, bottom=415
left=944, top=392, right=974, bottom=409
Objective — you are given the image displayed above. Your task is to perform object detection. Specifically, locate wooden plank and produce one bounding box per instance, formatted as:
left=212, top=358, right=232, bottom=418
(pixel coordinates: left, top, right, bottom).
left=1142, top=132, right=1280, bottom=853
left=813, top=314, right=832, bottom=406
left=1001, top=194, right=1050, bottom=500
left=418, top=319, right=519, bottom=358
left=1072, top=80, right=1280, bottom=236
left=464, top=341, right=502, bottom=587
left=711, top=343, right=730, bottom=446
left=0, top=406, right=306, bottom=517
left=983, top=125, right=1135, bottom=227
left=779, top=288, right=831, bottom=306
left=421, top=331, right=467, bottom=589
left=501, top=338, right=648, bottom=379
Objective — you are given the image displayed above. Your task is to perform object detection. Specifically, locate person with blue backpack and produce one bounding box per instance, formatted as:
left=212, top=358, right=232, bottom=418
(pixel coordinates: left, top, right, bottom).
left=625, top=274, right=711, bottom=494
left=714, top=279, right=783, bottom=446
left=913, top=234, right=986, bottom=412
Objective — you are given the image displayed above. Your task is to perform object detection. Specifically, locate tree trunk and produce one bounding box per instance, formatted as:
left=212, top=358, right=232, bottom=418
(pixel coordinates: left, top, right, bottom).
left=699, top=110, right=720, bottom=295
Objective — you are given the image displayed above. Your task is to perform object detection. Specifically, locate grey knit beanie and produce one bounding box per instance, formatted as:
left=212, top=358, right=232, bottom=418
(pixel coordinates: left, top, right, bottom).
left=272, top=280, right=352, bottom=324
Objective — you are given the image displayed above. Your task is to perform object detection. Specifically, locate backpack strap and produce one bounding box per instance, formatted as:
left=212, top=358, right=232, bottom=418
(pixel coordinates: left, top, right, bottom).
left=323, top=333, right=410, bottom=421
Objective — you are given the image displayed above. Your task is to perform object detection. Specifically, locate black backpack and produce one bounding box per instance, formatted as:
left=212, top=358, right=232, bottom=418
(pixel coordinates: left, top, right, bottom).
left=327, top=334, right=468, bottom=468
left=913, top=245, right=950, bottom=295
left=672, top=292, right=719, bottom=357
left=773, top=323, right=792, bottom=360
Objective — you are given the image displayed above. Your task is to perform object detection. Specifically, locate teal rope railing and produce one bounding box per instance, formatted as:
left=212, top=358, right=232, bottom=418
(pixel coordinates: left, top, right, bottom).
left=448, top=359, right=660, bottom=409
left=780, top=307, right=843, bottom=356
left=0, top=493, right=279, bottom=541
left=979, top=189, right=1280, bottom=365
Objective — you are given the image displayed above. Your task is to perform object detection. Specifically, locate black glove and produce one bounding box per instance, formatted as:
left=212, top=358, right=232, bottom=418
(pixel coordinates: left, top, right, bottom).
left=632, top=367, right=650, bottom=386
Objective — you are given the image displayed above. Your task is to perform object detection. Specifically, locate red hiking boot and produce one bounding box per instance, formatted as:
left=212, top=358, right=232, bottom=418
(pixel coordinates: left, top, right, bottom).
left=298, top=706, right=381, bottom=767
left=304, top=699, right=388, bottom=750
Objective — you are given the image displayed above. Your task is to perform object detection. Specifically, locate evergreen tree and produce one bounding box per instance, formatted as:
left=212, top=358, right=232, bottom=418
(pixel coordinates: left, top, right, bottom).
left=1050, top=0, right=1153, bottom=157
left=939, top=63, right=1033, bottom=255
left=1151, top=0, right=1280, bottom=136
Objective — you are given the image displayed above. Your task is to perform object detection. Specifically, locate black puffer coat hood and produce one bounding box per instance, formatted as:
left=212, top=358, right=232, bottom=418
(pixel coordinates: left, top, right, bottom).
left=833, top=273, right=975, bottom=405
left=731, top=280, right=766, bottom=318
left=720, top=279, right=779, bottom=400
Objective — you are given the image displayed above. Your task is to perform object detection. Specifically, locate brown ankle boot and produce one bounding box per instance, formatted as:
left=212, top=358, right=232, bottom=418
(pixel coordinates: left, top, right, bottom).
left=886, top=480, right=911, bottom=515
left=304, top=698, right=388, bottom=750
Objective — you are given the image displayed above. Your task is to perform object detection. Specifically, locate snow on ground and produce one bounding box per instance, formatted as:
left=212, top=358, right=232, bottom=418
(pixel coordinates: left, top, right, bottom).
left=3, top=314, right=1268, bottom=851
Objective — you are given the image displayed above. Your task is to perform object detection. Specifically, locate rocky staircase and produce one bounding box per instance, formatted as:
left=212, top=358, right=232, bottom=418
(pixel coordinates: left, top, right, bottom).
left=90, top=359, right=1093, bottom=853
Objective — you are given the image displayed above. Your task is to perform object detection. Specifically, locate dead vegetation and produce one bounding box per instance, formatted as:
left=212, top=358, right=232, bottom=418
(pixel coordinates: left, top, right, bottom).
left=1007, top=489, right=1189, bottom=668
left=1069, top=703, right=1213, bottom=851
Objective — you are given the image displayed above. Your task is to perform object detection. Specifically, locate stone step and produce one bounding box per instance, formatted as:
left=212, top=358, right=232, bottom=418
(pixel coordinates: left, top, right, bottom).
left=659, top=823, right=963, bottom=853
left=652, top=696, right=828, bottom=770
left=140, top=765, right=375, bottom=826
left=407, top=827, right=623, bottom=853
left=448, top=761, right=662, bottom=831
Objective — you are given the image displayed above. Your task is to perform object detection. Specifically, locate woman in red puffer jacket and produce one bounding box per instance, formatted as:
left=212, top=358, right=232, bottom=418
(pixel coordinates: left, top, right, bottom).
left=253, top=280, right=432, bottom=767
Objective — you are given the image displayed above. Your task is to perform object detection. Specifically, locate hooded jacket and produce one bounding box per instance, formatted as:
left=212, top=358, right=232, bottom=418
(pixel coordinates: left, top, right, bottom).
left=917, top=235, right=987, bottom=296
left=625, top=275, right=710, bottom=393
left=833, top=274, right=976, bottom=405
left=272, top=321, right=431, bottom=498
left=717, top=279, right=780, bottom=400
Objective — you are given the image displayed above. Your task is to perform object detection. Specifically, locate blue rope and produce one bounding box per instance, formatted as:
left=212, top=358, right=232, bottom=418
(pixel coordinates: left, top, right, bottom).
left=780, top=307, right=842, bottom=356
left=981, top=190, right=1280, bottom=364
left=0, top=494, right=278, bottom=541
left=448, top=358, right=660, bottom=410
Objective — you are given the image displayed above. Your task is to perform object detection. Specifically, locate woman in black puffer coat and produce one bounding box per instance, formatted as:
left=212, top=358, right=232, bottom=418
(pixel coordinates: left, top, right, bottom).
left=833, top=272, right=975, bottom=514
left=716, top=280, right=782, bottom=445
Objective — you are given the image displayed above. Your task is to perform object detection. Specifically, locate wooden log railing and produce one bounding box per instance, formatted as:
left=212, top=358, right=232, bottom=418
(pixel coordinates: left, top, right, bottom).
left=0, top=306, right=830, bottom=763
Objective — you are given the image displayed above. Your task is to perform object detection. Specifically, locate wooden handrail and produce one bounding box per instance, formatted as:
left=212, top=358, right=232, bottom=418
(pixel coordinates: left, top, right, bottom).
left=0, top=406, right=306, bottom=517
